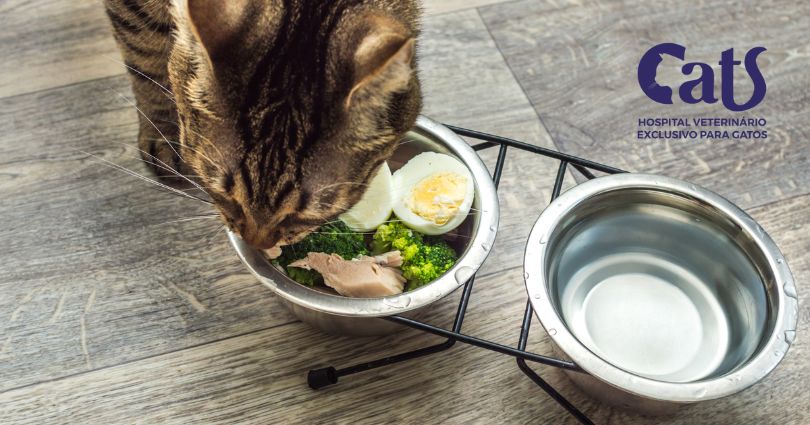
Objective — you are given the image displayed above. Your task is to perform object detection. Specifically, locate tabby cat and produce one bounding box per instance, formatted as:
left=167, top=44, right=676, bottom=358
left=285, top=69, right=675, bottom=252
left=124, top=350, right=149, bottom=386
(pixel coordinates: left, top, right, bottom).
left=105, top=0, right=422, bottom=249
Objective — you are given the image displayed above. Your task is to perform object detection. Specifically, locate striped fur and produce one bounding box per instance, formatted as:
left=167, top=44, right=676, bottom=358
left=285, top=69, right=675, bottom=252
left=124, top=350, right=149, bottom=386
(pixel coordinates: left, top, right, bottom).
left=106, top=0, right=422, bottom=248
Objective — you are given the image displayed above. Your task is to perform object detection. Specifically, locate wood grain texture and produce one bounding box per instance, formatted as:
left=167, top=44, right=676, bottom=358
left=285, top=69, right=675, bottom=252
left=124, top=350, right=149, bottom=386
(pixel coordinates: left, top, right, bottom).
left=1, top=193, right=806, bottom=425
left=0, top=0, right=518, bottom=97
left=0, top=75, right=298, bottom=391
left=1, top=0, right=808, bottom=424
left=0, top=6, right=563, bottom=393
left=478, top=0, right=810, bottom=210
left=0, top=0, right=121, bottom=97
left=422, top=0, right=517, bottom=16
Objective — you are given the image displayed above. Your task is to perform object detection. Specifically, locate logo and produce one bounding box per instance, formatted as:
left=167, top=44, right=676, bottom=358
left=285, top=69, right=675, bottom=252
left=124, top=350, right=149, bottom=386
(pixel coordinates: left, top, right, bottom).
left=637, top=43, right=766, bottom=112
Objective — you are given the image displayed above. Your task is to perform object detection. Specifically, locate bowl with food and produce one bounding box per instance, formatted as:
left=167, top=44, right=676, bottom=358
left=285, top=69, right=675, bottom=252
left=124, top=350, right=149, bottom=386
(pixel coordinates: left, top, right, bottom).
left=229, top=116, right=499, bottom=335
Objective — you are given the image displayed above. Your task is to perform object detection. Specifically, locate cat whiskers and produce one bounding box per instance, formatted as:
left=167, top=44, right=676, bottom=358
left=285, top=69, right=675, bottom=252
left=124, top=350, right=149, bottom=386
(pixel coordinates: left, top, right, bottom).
left=102, top=54, right=175, bottom=102
left=174, top=125, right=226, bottom=165
left=164, top=140, right=222, bottom=172
left=143, top=137, right=224, bottom=186
left=311, top=181, right=370, bottom=196
left=111, top=93, right=218, bottom=196
left=395, top=138, right=417, bottom=146
left=115, top=92, right=182, bottom=161
left=306, top=217, right=474, bottom=239
left=100, top=59, right=211, bottom=173
left=313, top=197, right=487, bottom=219
left=157, top=214, right=221, bottom=226
left=152, top=118, right=227, bottom=168
left=315, top=218, right=354, bottom=227
left=77, top=149, right=212, bottom=205
left=206, top=224, right=229, bottom=247
left=117, top=141, right=209, bottom=194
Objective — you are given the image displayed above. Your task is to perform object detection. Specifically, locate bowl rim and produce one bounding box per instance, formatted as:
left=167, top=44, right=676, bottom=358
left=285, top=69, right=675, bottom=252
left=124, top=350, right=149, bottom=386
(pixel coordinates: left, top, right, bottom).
left=523, top=173, right=799, bottom=403
left=229, top=115, right=499, bottom=317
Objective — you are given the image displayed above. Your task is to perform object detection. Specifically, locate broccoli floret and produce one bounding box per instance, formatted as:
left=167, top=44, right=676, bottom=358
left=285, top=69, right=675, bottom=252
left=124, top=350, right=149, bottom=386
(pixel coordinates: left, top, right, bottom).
left=372, top=221, right=422, bottom=255
left=373, top=221, right=458, bottom=291
left=285, top=267, right=323, bottom=286
left=402, top=239, right=458, bottom=291
left=276, top=221, right=368, bottom=286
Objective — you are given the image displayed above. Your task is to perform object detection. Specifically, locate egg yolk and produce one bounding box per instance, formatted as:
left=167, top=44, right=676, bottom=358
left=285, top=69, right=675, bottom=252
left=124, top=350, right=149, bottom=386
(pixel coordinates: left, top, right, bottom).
left=405, top=172, right=468, bottom=225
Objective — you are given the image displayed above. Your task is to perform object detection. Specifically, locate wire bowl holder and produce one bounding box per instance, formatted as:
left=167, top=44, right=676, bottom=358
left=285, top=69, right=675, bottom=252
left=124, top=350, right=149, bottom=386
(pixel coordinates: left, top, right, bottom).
left=306, top=125, right=626, bottom=425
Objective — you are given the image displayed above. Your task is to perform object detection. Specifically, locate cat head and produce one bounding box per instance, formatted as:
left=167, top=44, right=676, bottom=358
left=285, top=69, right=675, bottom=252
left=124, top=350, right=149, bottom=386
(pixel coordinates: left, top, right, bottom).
left=169, top=0, right=421, bottom=249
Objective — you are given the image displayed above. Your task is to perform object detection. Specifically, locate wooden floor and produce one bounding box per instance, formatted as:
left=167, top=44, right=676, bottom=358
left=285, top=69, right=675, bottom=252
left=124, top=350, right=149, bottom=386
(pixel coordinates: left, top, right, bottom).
left=1, top=0, right=808, bottom=423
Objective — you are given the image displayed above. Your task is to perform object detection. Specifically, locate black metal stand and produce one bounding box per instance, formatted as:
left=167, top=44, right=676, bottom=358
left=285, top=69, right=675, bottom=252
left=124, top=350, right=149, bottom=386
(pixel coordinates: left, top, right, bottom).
left=307, top=125, right=625, bottom=425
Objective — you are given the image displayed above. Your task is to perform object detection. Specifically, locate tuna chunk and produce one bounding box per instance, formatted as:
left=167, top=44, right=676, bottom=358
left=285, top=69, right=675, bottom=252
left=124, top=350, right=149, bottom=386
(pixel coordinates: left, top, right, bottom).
left=263, top=246, right=283, bottom=260
left=288, top=251, right=405, bottom=297
left=356, top=250, right=403, bottom=267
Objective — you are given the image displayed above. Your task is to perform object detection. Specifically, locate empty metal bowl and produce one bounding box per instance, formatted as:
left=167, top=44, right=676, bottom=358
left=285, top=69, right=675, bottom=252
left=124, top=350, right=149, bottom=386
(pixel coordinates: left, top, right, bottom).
left=524, top=173, right=798, bottom=414
left=230, top=116, right=499, bottom=336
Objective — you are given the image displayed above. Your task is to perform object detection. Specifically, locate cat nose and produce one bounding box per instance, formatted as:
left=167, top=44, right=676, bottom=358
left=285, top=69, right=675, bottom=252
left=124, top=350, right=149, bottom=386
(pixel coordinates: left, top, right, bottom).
left=241, top=227, right=281, bottom=250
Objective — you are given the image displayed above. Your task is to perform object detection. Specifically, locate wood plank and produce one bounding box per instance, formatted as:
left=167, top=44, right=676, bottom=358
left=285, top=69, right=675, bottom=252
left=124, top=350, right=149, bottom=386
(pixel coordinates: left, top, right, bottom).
left=0, top=0, right=121, bottom=98
left=0, top=74, right=298, bottom=391
left=0, top=0, right=529, bottom=97
left=478, top=0, right=810, bottom=210
left=422, top=0, right=517, bottom=16
left=6, top=3, right=804, bottom=424
left=0, top=7, right=563, bottom=391
left=0, top=267, right=560, bottom=424
left=1, top=193, right=806, bottom=424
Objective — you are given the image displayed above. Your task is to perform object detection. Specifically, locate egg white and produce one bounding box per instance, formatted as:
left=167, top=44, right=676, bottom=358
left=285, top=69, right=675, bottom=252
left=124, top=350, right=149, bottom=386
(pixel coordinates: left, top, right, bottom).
left=339, top=162, right=393, bottom=232
left=391, top=152, right=474, bottom=235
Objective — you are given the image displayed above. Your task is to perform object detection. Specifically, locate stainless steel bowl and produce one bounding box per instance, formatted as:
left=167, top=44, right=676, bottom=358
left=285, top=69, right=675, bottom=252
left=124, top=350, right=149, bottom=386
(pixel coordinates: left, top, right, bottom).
left=230, top=116, right=499, bottom=336
left=524, top=173, right=798, bottom=414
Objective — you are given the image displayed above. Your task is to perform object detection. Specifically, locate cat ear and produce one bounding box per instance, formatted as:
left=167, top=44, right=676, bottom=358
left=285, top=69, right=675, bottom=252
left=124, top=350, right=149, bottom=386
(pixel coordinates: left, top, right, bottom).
left=346, top=15, right=416, bottom=108
left=186, top=0, right=250, bottom=61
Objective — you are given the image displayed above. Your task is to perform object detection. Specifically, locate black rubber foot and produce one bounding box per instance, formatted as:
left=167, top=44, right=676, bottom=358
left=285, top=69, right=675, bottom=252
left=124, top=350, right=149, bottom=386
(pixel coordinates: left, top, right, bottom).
left=308, top=367, right=338, bottom=389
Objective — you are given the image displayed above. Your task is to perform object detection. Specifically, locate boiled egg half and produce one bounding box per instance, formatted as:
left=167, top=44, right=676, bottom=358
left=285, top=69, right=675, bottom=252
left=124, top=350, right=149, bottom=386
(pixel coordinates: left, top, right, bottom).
left=339, top=162, right=394, bottom=232
left=391, top=152, right=474, bottom=235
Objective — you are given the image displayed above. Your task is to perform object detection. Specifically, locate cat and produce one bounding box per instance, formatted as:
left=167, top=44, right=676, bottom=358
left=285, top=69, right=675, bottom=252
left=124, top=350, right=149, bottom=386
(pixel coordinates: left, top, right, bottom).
left=104, top=0, right=422, bottom=249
